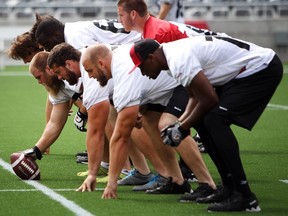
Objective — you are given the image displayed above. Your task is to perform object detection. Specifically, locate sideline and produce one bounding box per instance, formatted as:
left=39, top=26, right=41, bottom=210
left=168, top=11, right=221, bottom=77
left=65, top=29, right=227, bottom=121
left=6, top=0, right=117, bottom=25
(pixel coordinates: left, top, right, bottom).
left=0, top=158, right=95, bottom=216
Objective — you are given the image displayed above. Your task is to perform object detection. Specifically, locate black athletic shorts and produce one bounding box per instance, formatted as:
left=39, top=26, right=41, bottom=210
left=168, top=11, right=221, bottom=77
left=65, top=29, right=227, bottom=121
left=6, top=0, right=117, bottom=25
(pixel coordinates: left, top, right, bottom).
left=212, top=54, right=283, bottom=130
left=146, top=85, right=189, bottom=118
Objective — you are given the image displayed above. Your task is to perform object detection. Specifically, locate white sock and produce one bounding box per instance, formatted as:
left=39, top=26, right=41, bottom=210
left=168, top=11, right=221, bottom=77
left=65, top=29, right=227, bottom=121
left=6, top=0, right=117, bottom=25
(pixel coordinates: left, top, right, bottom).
left=100, top=161, right=109, bottom=169
left=121, top=169, right=131, bottom=176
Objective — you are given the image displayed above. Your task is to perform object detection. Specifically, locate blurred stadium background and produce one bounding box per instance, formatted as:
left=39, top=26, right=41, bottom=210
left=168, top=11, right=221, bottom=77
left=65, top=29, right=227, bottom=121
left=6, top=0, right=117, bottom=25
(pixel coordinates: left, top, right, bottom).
left=0, top=0, right=288, bottom=68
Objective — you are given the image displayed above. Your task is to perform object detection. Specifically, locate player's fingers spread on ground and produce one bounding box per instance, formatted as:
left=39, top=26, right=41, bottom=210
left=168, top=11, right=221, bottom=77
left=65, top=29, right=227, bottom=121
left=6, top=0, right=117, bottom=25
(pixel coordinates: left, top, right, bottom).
left=75, top=186, right=82, bottom=192
left=76, top=185, right=86, bottom=192
left=102, top=193, right=117, bottom=199
left=86, top=184, right=92, bottom=192
left=102, top=188, right=117, bottom=199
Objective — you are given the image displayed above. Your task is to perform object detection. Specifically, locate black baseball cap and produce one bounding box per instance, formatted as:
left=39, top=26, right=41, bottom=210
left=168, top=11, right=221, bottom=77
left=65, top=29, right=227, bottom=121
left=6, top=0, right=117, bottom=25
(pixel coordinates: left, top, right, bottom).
left=128, top=39, right=160, bottom=74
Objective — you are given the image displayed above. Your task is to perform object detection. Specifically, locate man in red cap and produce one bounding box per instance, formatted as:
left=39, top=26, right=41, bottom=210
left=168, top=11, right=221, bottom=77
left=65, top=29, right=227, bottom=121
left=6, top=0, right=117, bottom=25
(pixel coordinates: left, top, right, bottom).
left=128, top=37, right=283, bottom=212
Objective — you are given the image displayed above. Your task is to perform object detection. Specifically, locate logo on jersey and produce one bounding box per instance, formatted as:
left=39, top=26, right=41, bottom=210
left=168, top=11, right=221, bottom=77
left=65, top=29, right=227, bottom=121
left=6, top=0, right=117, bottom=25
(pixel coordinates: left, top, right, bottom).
left=93, top=20, right=130, bottom=34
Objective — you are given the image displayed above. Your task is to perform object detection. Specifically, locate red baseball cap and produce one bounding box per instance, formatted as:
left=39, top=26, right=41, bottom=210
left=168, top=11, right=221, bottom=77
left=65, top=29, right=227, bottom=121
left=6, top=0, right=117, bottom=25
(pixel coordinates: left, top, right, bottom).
left=128, top=39, right=160, bottom=74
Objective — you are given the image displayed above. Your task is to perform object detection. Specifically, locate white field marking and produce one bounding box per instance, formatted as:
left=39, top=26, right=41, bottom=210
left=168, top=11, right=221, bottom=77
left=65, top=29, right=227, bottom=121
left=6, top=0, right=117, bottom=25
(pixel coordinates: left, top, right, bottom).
left=279, top=180, right=288, bottom=184
left=0, top=188, right=104, bottom=192
left=0, top=158, right=95, bottom=216
left=267, top=104, right=288, bottom=110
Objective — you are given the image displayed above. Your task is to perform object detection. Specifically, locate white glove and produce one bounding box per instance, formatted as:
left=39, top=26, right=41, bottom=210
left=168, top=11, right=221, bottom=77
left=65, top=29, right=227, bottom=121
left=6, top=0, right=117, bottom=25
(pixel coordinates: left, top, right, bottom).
left=74, top=109, right=88, bottom=132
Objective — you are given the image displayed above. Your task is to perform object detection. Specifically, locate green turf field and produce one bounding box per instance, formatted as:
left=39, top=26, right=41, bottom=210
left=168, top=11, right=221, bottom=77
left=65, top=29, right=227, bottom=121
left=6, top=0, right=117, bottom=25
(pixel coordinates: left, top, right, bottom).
left=0, top=65, right=287, bottom=216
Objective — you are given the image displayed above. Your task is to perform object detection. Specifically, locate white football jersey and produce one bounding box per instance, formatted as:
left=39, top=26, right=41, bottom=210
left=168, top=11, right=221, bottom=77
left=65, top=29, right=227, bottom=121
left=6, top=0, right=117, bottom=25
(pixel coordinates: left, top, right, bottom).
left=162, top=36, right=275, bottom=87
left=80, top=62, right=113, bottom=110
left=170, top=21, right=229, bottom=38
left=48, top=85, right=77, bottom=105
left=63, top=79, right=82, bottom=93
left=64, top=19, right=141, bottom=49
left=111, top=44, right=179, bottom=112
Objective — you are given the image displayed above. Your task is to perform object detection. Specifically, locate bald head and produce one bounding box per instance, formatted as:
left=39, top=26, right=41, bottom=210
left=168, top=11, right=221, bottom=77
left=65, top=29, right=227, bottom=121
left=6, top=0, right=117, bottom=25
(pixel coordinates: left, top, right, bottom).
left=81, top=44, right=111, bottom=66
left=81, top=44, right=112, bottom=87
left=29, top=51, right=49, bottom=74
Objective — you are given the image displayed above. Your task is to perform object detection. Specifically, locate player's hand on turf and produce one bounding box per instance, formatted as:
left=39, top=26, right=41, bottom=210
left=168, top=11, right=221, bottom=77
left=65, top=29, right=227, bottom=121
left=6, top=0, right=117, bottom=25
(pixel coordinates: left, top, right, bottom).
left=102, top=184, right=118, bottom=199
left=76, top=175, right=96, bottom=192
left=161, top=122, right=190, bottom=147
left=74, top=108, right=88, bottom=132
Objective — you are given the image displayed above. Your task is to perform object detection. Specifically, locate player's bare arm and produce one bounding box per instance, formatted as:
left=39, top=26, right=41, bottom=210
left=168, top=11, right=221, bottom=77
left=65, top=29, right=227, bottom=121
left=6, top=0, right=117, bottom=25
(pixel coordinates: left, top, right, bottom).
left=44, top=96, right=53, bottom=154
left=102, top=105, right=139, bottom=199
left=181, top=71, right=219, bottom=130
left=35, top=101, right=70, bottom=153
left=77, top=100, right=110, bottom=192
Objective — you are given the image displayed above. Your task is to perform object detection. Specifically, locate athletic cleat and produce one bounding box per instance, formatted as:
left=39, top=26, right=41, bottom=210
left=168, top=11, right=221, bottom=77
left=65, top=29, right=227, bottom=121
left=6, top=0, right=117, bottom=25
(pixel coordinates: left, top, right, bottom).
left=186, top=172, right=198, bottom=183
left=77, top=165, right=108, bottom=177
left=97, top=169, right=129, bottom=183
left=179, top=183, right=215, bottom=202
left=77, top=170, right=88, bottom=177
left=146, top=177, right=191, bottom=194
left=132, top=174, right=168, bottom=191
left=193, top=134, right=206, bottom=153
left=196, top=185, right=231, bottom=204
left=207, top=191, right=261, bottom=212
left=98, top=165, right=109, bottom=176
left=118, top=169, right=129, bottom=180
left=76, top=155, right=88, bottom=164
left=180, top=163, right=198, bottom=182
left=97, top=176, right=108, bottom=183
left=75, top=150, right=87, bottom=157
left=77, top=165, right=109, bottom=177
left=117, top=169, right=155, bottom=185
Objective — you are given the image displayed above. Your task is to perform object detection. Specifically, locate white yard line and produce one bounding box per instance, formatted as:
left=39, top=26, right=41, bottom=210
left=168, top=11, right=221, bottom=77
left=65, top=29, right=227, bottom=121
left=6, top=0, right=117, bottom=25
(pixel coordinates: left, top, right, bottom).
left=0, top=158, right=95, bottom=216
left=0, top=188, right=104, bottom=192
left=279, top=180, right=288, bottom=184
left=267, top=103, right=288, bottom=110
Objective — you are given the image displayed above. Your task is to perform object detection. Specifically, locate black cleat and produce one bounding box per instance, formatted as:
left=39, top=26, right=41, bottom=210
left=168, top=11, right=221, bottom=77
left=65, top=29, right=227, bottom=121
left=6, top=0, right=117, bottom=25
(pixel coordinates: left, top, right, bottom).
left=196, top=185, right=231, bottom=204
left=179, top=183, right=215, bottom=202
left=146, top=177, right=191, bottom=194
left=207, top=191, right=261, bottom=212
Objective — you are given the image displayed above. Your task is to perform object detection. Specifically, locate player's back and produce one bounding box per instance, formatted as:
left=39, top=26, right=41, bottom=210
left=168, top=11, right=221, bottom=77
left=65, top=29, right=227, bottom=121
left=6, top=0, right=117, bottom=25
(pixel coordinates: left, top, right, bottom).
left=64, top=19, right=141, bottom=49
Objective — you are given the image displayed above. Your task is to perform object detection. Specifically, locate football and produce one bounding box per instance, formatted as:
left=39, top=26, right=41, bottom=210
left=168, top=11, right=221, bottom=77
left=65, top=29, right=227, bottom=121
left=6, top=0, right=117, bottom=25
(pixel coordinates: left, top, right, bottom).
left=10, top=152, right=40, bottom=180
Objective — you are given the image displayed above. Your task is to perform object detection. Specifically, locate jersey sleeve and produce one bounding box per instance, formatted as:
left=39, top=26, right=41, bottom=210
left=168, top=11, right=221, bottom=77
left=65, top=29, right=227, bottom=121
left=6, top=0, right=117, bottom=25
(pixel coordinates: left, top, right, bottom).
left=49, top=87, right=75, bottom=105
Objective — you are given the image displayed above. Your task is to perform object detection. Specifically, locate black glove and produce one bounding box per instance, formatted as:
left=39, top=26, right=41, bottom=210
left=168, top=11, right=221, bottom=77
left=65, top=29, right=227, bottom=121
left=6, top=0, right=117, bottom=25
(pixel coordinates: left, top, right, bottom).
left=74, top=109, right=88, bottom=132
left=22, top=146, right=42, bottom=160
left=162, top=122, right=190, bottom=147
